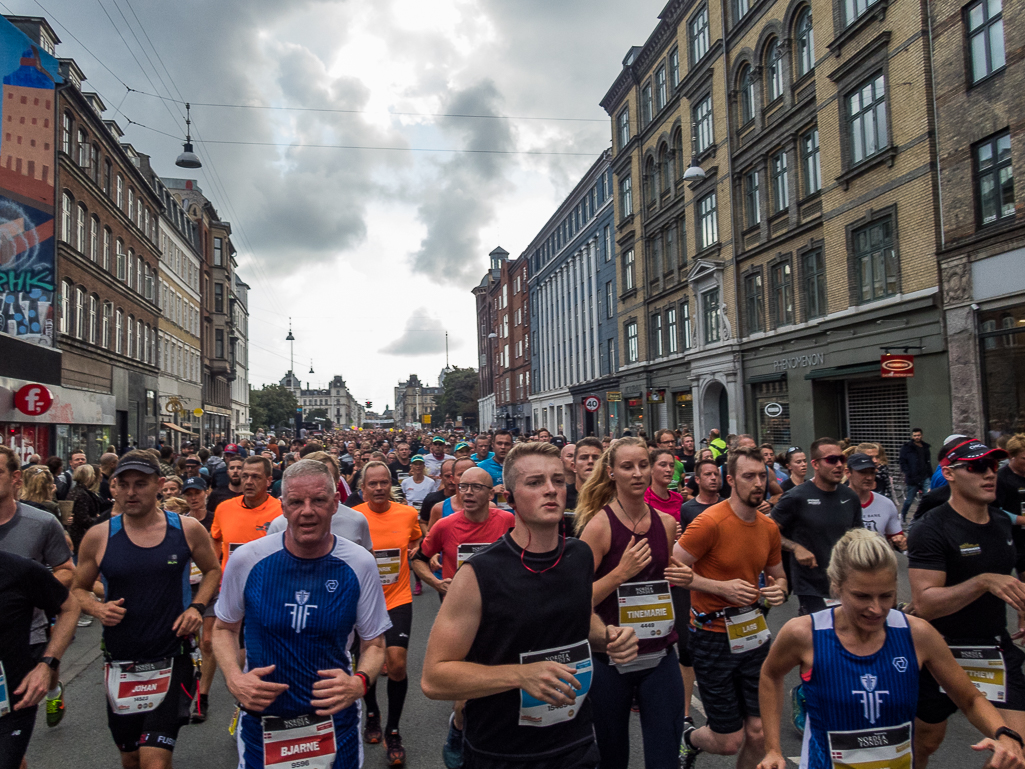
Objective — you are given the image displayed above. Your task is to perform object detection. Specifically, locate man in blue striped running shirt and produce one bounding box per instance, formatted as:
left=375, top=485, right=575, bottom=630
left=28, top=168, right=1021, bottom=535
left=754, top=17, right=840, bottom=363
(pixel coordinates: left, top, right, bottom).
left=214, top=459, right=391, bottom=769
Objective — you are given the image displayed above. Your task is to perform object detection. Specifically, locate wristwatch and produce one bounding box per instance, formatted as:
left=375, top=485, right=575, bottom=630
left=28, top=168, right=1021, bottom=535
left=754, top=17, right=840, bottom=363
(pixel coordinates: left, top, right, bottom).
left=40, top=656, right=60, bottom=671
left=996, top=726, right=1024, bottom=747
left=188, top=602, right=206, bottom=615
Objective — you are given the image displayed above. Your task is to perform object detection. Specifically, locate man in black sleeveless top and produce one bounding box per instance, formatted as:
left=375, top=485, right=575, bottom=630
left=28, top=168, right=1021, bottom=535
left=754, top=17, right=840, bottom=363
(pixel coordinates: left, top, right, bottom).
left=421, top=442, right=638, bottom=769
left=74, top=452, right=221, bottom=769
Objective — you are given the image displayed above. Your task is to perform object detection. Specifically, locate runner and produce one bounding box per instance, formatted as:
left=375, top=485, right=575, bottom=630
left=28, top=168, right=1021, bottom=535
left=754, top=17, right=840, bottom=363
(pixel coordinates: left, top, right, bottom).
left=210, top=456, right=283, bottom=572
left=908, top=437, right=1025, bottom=766
left=676, top=445, right=787, bottom=769
left=73, top=451, right=220, bottom=768
left=412, top=467, right=515, bottom=768
left=389, top=443, right=414, bottom=486
left=354, top=461, right=423, bottom=764
left=565, top=437, right=603, bottom=527
left=400, top=455, right=436, bottom=511
left=758, top=528, right=1025, bottom=769
left=207, top=455, right=243, bottom=514
left=575, top=437, right=692, bottom=768
left=471, top=435, right=493, bottom=465
left=424, top=437, right=455, bottom=481
left=212, top=459, right=391, bottom=769
left=560, top=444, right=576, bottom=478
left=645, top=447, right=684, bottom=525
left=454, top=443, right=474, bottom=460
left=477, top=430, right=513, bottom=505
left=426, top=458, right=479, bottom=530
left=846, top=453, right=905, bottom=550
left=0, top=550, right=79, bottom=769
left=417, top=460, right=458, bottom=594
left=779, top=447, right=806, bottom=493
left=421, top=442, right=639, bottom=769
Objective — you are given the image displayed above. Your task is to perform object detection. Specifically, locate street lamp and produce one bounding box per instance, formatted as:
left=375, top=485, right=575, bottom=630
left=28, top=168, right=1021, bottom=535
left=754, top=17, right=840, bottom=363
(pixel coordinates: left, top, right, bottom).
left=175, top=103, right=203, bottom=169
left=285, top=319, right=295, bottom=386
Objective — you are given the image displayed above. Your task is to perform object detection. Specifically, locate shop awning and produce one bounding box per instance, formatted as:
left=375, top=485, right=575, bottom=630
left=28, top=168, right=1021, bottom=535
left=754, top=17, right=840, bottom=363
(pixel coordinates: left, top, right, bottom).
left=162, top=422, right=197, bottom=435
left=804, top=363, right=879, bottom=380
left=747, top=373, right=786, bottom=384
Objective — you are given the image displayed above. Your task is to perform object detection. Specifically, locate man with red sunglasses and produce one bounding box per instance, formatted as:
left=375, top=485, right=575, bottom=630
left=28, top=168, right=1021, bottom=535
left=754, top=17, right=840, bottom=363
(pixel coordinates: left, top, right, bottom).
left=908, top=438, right=1025, bottom=766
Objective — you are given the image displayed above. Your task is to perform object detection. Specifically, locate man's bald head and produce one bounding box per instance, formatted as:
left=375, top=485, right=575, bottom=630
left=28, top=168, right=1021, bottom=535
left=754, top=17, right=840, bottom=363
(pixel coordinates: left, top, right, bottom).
left=459, top=466, right=494, bottom=515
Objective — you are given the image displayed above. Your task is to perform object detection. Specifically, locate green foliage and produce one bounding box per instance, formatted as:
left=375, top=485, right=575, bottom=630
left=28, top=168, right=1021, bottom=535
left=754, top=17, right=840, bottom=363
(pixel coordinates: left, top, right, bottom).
left=431, top=367, right=479, bottom=428
left=306, top=408, right=333, bottom=430
left=250, top=384, right=299, bottom=431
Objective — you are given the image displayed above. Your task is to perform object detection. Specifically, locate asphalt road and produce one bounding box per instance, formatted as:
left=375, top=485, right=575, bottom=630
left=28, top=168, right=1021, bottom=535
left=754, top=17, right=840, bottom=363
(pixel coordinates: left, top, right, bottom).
left=27, top=554, right=1000, bottom=768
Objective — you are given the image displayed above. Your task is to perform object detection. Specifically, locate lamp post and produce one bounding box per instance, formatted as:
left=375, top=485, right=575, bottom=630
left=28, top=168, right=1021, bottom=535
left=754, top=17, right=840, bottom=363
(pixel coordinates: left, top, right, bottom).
left=175, top=103, right=203, bottom=169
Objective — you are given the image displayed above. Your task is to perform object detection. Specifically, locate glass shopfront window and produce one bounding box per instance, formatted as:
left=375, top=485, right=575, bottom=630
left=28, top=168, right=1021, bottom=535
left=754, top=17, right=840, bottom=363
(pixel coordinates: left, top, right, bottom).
left=980, top=304, right=1025, bottom=442
left=2, top=424, right=50, bottom=465
left=55, top=424, right=113, bottom=463
left=627, top=397, right=645, bottom=436
left=674, top=392, right=693, bottom=434
left=754, top=379, right=791, bottom=451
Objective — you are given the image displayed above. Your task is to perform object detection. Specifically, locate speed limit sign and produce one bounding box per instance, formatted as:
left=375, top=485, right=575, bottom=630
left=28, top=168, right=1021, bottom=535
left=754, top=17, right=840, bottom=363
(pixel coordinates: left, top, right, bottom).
left=584, top=396, right=601, bottom=413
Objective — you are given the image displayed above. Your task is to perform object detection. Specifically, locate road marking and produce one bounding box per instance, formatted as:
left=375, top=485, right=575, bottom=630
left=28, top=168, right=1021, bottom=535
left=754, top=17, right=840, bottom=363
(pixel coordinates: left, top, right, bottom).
left=690, top=694, right=705, bottom=715
left=788, top=758, right=801, bottom=765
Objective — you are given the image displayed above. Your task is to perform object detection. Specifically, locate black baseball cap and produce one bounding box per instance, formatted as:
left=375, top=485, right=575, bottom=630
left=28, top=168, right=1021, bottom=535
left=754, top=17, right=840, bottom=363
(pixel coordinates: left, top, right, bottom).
left=182, top=476, right=208, bottom=492
left=184, top=457, right=202, bottom=466
left=112, top=454, right=161, bottom=478
left=946, top=439, right=1008, bottom=464
left=846, top=453, right=876, bottom=472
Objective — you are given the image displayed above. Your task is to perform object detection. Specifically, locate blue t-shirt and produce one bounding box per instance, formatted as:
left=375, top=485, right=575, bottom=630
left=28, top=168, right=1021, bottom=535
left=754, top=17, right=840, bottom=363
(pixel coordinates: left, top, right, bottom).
left=477, top=457, right=504, bottom=485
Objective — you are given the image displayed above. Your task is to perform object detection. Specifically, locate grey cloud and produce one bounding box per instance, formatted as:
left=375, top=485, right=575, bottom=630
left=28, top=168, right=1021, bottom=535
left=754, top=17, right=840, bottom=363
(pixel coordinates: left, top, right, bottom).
left=380, top=310, right=450, bottom=356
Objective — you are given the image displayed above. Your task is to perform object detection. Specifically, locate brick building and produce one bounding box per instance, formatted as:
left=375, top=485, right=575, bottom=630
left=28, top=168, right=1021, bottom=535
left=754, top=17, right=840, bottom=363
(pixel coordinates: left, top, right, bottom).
left=473, top=247, right=502, bottom=430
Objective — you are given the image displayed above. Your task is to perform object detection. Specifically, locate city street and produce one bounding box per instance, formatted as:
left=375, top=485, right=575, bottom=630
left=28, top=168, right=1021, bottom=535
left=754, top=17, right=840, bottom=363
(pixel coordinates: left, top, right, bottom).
left=28, top=554, right=996, bottom=769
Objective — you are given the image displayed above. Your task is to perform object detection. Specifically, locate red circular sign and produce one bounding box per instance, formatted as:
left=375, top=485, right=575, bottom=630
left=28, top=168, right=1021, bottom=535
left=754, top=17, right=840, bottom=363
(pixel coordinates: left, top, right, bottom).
left=584, top=396, right=601, bottom=413
left=14, top=384, right=53, bottom=416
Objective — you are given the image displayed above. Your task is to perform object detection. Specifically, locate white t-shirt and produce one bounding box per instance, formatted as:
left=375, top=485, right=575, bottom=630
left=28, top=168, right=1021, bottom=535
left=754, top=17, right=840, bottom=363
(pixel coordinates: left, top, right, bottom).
left=402, top=475, right=438, bottom=507
left=423, top=452, right=454, bottom=478
left=860, top=492, right=902, bottom=537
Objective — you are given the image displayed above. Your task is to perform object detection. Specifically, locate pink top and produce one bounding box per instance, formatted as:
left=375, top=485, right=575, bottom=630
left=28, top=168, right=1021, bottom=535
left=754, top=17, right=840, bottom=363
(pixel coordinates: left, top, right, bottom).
left=644, top=486, right=682, bottom=523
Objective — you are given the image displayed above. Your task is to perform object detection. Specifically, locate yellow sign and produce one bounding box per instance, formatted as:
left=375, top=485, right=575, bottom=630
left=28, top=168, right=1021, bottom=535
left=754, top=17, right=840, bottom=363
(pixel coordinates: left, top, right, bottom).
left=165, top=396, right=186, bottom=415
left=675, top=393, right=692, bottom=403
left=422, top=415, right=432, bottom=425
left=193, top=408, right=204, bottom=417
left=606, top=391, right=622, bottom=402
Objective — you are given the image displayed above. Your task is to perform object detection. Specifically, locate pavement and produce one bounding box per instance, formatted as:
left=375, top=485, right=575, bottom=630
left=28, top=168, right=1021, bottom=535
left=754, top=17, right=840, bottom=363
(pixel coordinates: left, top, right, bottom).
left=27, top=553, right=995, bottom=768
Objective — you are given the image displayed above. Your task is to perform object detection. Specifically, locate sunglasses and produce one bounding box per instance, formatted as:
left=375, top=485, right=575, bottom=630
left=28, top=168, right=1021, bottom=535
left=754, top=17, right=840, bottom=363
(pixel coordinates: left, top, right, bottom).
left=786, top=446, right=803, bottom=456
left=815, top=454, right=845, bottom=465
left=949, top=458, right=999, bottom=474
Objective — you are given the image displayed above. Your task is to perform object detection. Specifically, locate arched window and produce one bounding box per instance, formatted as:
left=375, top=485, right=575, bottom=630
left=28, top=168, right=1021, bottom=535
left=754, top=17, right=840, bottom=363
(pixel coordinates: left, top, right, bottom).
left=136, top=319, right=142, bottom=360
left=673, top=128, right=684, bottom=179
left=127, top=315, right=134, bottom=359
left=795, top=7, right=815, bottom=77
left=88, top=295, right=98, bottom=344
left=90, top=215, right=99, bottom=261
left=659, top=145, right=671, bottom=193
left=103, top=228, right=112, bottom=270
left=766, top=40, right=784, bottom=102
left=127, top=188, right=134, bottom=221
left=116, top=240, right=126, bottom=281
left=136, top=256, right=143, bottom=295
left=116, top=175, right=124, bottom=209
left=59, top=280, right=71, bottom=334
left=61, top=192, right=72, bottom=243
left=76, top=203, right=86, bottom=252
left=126, top=248, right=135, bottom=290
left=645, top=155, right=658, bottom=203
left=102, top=303, right=112, bottom=349
left=74, top=286, right=84, bottom=339
left=739, top=65, right=756, bottom=124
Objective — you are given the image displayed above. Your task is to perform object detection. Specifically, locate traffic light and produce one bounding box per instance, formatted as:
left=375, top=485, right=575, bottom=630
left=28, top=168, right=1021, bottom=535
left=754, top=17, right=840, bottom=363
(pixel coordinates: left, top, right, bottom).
left=365, top=400, right=372, bottom=408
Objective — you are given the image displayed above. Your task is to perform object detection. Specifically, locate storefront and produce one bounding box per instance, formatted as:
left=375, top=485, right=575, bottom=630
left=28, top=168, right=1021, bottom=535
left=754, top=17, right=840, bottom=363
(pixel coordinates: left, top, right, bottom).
left=979, top=303, right=1025, bottom=441
left=673, top=392, right=694, bottom=435
left=749, top=377, right=790, bottom=452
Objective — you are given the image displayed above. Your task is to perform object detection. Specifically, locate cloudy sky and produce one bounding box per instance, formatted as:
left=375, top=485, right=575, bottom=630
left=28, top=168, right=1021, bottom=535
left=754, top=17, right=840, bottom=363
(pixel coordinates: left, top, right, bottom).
left=11, top=0, right=666, bottom=410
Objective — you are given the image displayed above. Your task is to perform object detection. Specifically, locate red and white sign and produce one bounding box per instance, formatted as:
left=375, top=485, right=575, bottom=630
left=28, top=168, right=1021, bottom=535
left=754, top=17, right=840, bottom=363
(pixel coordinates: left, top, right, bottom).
left=881, top=355, right=914, bottom=378
left=263, top=714, right=336, bottom=769
left=13, top=384, right=53, bottom=416
left=583, top=396, right=601, bottom=413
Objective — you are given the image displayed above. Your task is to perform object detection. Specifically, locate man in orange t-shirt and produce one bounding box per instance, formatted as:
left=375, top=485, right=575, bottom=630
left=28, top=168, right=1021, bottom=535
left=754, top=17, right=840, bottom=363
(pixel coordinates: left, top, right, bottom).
left=211, top=456, right=282, bottom=570
left=354, top=461, right=422, bottom=763
left=674, top=446, right=786, bottom=769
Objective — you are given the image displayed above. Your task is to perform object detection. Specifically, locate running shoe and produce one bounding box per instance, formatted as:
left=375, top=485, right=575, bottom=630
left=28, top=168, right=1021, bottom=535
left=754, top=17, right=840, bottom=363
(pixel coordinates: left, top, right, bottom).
left=413, top=581, right=423, bottom=596
left=791, top=683, right=807, bottom=734
left=364, top=712, right=383, bottom=744
left=386, top=729, right=406, bottom=766
left=679, top=724, right=701, bottom=769
left=442, top=712, right=464, bottom=768
left=45, top=682, right=65, bottom=727
left=77, top=616, right=93, bottom=627
left=191, top=693, right=209, bottom=724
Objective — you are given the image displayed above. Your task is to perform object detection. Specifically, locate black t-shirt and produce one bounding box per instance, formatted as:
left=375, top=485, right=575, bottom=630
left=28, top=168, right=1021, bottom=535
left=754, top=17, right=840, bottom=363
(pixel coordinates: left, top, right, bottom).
left=908, top=502, right=1018, bottom=640
left=998, top=466, right=1025, bottom=516
left=419, top=489, right=451, bottom=524
left=780, top=477, right=797, bottom=493
left=389, top=460, right=412, bottom=485
left=0, top=551, right=68, bottom=708
left=207, top=487, right=241, bottom=515
left=916, top=484, right=951, bottom=519
left=680, top=497, right=723, bottom=529
left=565, top=482, right=578, bottom=512
left=677, top=452, right=696, bottom=474
left=772, top=480, right=862, bottom=597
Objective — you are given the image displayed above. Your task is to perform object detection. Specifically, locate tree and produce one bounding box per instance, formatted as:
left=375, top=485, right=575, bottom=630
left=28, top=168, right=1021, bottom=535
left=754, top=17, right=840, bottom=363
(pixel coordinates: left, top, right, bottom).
left=250, top=384, right=299, bottom=431
left=431, top=367, right=479, bottom=429
left=307, top=408, right=333, bottom=430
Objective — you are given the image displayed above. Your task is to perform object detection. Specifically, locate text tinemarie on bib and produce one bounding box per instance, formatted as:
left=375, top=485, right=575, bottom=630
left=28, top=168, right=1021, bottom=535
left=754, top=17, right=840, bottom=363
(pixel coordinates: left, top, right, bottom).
left=617, top=580, right=674, bottom=639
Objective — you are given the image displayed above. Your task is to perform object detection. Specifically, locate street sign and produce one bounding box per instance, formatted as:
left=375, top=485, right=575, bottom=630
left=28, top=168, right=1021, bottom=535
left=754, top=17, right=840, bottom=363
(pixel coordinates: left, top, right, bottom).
left=13, top=384, right=52, bottom=416
left=606, top=391, right=622, bottom=402
left=422, top=414, right=432, bottom=425
left=193, top=407, right=204, bottom=417
left=583, top=396, right=601, bottom=413
left=881, top=354, right=914, bottom=378
left=764, top=402, right=784, bottom=418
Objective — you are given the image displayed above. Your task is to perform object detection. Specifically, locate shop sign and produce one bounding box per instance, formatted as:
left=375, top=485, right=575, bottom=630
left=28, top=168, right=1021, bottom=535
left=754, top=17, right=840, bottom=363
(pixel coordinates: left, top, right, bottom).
left=627, top=398, right=643, bottom=407
left=606, top=391, right=622, bottom=402
left=881, top=354, right=914, bottom=378
left=583, top=396, right=601, bottom=413
left=647, top=390, right=666, bottom=403
left=772, top=352, right=825, bottom=372
left=763, top=402, right=784, bottom=418
left=675, top=393, right=692, bottom=403
left=193, top=407, right=204, bottom=417
left=14, top=384, right=53, bottom=416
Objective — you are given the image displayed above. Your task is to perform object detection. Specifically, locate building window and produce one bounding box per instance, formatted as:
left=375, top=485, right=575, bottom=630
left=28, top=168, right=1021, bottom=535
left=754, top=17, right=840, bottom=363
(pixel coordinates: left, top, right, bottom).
left=702, top=288, right=721, bottom=343
left=604, top=225, right=612, bottom=262
left=641, top=84, right=653, bottom=126
left=59, top=280, right=70, bottom=334
left=655, top=66, right=667, bottom=111
left=88, top=295, right=97, bottom=344
left=770, top=261, right=794, bottom=327
left=115, top=310, right=123, bottom=354
left=127, top=188, right=134, bottom=222
left=744, top=170, right=761, bottom=227
left=620, top=175, right=633, bottom=218
left=975, top=131, right=1014, bottom=226
left=744, top=273, right=764, bottom=334
left=126, top=249, right=134, bottom=290
left=682, top=297, right=692, bottom=349
left=216, top=328, right=225, bottom=359
left=607, top=338, right=616, bottom=373
left=606, top=281, right=614, bottom=318
left=101, top=303, right=111, bottom=348
left=60, top=192, right=72, bottom=243
left=848, top=74, right=888, bottom=165
left=766, top=40, right=784, bottom=102
left=77, top=130, right=88, bottom=166
left=624, top=248, right=636, bottom=290
left=670, top=48, right=680, bottom=88
left=673, top=129, right=684, bottom=179
left=116, top=175, right=124, bottom=209
left=967, top=0, right=1005, bottom=83
left=644, top=156, right=657, bottom=204
left=694, top=95, right=713, bottom=153
left=214, top=283, right=223, bottom=314
left=802, top=127, right=821, bottom=196
left=771, top=151, right=789, bottom=213
left=689, top=6, right=709, bottom=65
left=651, top=313, right=663, bottom=357
left=698, top=193, right=718, bottom=250
left=214, top=237, right=223, bottom=266
left=103, top=160, right=111, bottom=195
left=116, top=240, right=126, bottom=281
left=845, top=0, right=881, bottom=26
left=89, top=216, right=98, bottom=261
left=127, top=316, right=133, bottom=359
left=626, top=321, right=639, bottom=363
left=734, top=0, right=750, bottom=20
left=853, top=216, right=898, bottom=302
left=796, top=7, right=815, bottom=77
left=667, top=307, right=678, bottom=353
left=739, top=66, right=756, bottom=125
left=61, top=112, right=71, bottom=154
left=617, top=108, right=630, bottom=149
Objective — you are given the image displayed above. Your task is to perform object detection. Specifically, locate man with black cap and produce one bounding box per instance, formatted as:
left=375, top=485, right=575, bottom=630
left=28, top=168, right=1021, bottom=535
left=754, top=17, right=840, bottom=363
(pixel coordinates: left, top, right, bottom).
left=424, top=436, right=455, bottom=481
left=183, top=455, right=202, bottom=479
left=909, top=438, right=1025, bottom=766
left=847, top=452, right=905, bottom=550
left=73, top=450, right=221, bottom=768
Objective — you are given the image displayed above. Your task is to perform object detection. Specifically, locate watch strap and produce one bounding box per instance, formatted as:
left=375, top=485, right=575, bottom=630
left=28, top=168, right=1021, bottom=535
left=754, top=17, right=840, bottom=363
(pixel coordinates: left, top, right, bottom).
left=41, top=656, right=60, bottom=670
left=188, top=602, right=206, bottom=615
left=996, top=726, right=1024, bottom=747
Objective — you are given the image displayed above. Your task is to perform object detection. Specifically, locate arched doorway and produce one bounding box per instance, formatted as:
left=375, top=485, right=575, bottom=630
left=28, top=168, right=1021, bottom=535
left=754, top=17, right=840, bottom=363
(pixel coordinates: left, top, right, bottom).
left=702, top=379, right=729, bottom=435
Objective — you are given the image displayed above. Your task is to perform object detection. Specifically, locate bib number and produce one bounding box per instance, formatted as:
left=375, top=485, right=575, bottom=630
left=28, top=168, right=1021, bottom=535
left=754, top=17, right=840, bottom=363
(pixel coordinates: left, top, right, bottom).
left=942, top=647, right=1006, bottom=703
left=456, top=543, right=489, bottom=570
left=374, top=548, right=401, bottom=585
left=0, top=662, right=10, bottom=717
left=827, top=721, right=912, bottom=769
left=262, top=713, right=337, bottom=769
left=104, top=658, right=173, bottom=714
left=519, top=640, right=592, bottom=727
left=189, top=561, right=203, bottom=586
left=724, top=605, right=771, bottom=654
left=617, top=580, right=674, bottom=639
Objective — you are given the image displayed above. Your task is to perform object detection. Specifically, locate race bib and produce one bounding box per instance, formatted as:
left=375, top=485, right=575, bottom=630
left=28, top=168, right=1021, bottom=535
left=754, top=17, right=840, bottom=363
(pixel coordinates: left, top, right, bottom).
left=229, top=543, right=244, bottom=555
left=519, top=640, right=592, bottom=727
left=262, top=713, right=337, bottom=769
left=456, top=543, right=490, bottom=570
left=104, top=658, right=173, bottom=714
left=942, top=647, right=1006, bottom=702
left=0, top=661, right=10, bottom=717
left=825, top=599, right=842, bottom=608
left=827, top=721, right=912, bottom=769
left=189, top=561, right=203, bottom=586
left=617, top=580, right=674, bottom=639
left=724, top=605, right=771, bottom=654
left=374, top=548, right=401, bottom=585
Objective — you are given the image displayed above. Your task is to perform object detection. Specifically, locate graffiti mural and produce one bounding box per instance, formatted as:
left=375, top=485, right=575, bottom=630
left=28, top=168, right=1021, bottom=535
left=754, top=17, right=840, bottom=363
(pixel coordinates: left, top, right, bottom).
left=0, top=18, right=61, bottom=347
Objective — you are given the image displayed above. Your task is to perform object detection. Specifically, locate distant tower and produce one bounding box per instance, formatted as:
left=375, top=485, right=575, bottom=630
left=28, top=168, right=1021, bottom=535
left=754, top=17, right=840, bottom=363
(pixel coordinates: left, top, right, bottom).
left=1, top=47, right=56, bottom=189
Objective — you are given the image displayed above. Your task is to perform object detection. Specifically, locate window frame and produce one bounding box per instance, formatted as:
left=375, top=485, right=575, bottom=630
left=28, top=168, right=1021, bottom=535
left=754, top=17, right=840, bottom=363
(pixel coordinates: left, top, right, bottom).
left=670, top=48, right=680, bottom=88
left=844, top=0, right=881, bottom=27
left=642, top=83, right=653, bottom=126
left=795, top=7, right=815, bottom=78
left=693, top=95, right=714, bottom=154
left=626, top=321, right=639, bottom=363
left=744, top=169, right=761, bottom=228
left=769, top=258, right=795, bottom=328
left=801, top=127, right=822, bottom=197
left=739, top=65, right=756, bottom=125
left=620, top=175, right=634, bottom=219
left=800, top=245, right=827, bottom=320
left=702, top=288, right=721, bottom=344
left=655, top=66, right=668, bottom=112
left=848, top=208, right=900, bottom=304
left=697, top=192, right=719, bottom=250
left=966, top=0, right=1005, bottom=85
left=689, top=5, right=710, bottom=66
left=974, top=130, right=1014, bottom=227
left=650, top=312, right=664, bottom=358
left=682, top=297, right=693, bottom=349
left=624, top=248, right=636, bottom=291
left=765, top=39, right=784, bottom=103
left=667, top=307, right=678, bottom=354
left=743, top=271, right=764, bottom=334
left=846, top=73, right=889, bottom=167
left=618, top=108, right=630, bottom=150
left=771, top=150, right=789, bottom=213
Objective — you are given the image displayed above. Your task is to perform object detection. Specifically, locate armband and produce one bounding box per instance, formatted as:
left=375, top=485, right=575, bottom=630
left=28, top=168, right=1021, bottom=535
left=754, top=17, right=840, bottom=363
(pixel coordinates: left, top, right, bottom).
left=354, top=671, right=369, bottom=696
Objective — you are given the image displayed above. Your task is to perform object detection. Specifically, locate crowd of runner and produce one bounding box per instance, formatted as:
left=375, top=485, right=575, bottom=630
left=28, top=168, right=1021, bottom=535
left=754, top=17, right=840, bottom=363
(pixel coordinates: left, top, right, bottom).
left=3, top=424, right=1025, bottom=769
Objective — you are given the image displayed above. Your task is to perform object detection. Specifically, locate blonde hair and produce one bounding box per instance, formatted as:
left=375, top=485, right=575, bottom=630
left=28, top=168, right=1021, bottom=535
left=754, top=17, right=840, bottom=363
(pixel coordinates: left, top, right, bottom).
left=360, top=461, right=392, bottom=490
left=827, top=528, right=897, bottom=594
left=72, top=464, right=98, bottom=492
left=20, top=466, right=55, bottom=503
left=855, top=442, right=878, bottom=455
left=163, top=496, right=189, bottom=514
left=575, top=437, right=648, bottom=535
left=1006, top=434, right=1025, bottom=458
left=303, top=451, right=340, bottom=486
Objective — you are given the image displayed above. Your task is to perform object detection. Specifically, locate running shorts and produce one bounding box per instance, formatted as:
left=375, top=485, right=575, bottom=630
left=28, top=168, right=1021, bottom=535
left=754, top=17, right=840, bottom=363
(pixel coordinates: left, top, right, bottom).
left=689, top=626, right=769, bottom=734
left=106, top=654, right=195, bottom=752
left=384, top=603, right=412, bottom=649
left=463, top=739, right=600, bottom=769
left=671, top=587, right=692, bottom=667
left=0, top=708, right=36, bottom=769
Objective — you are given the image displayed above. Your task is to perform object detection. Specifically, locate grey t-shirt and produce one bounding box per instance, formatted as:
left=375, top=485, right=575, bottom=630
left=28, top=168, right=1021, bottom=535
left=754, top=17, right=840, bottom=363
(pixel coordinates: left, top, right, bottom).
left=0, top=502, right=73, bottom=642
left=266, top=503, right=373, bottom=553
